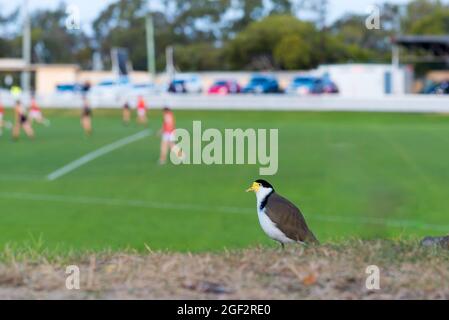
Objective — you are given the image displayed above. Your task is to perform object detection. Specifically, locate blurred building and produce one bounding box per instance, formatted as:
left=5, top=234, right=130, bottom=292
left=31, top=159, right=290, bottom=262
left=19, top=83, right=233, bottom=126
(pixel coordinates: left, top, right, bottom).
left=316, top=64, right=414, bottom=97
left=0, top=58, right=151, bottom=95
left=0, top=58, right=27, bottom=72
left=0, top=59, right=414, bottom=98
left=34, top=64, right=79, bottom=94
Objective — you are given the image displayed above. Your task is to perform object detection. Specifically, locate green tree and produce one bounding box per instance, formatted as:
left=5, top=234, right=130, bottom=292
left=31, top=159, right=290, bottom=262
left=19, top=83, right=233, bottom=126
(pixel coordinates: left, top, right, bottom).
left=168, top=0, right=232, bottom=42
left=270, top=0, right=293, bottom=14
left=228, top=0, right=265, bottom=32
left=226, top=15, right=320, bottom=70
left=405, top=1, right=449, bottom=34
left=330, top=12, right=392, bottom=63
left=30, top=4, right=92, bottom=68
left=93, top=0, right=233, bottom=71
left=93, top=0, right=148, bottom=70
left=273, top=34, right=311, bottom=69
left=402, top=0, right=447, bottom=32
left=0, top=6, right=20, bottom=58
left=174, top=43, right=225, bottom=71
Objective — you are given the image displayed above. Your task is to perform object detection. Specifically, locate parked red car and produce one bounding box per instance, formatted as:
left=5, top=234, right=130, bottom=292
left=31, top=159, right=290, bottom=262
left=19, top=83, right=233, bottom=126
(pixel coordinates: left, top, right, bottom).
left=208, top=80, right=241, bottom=95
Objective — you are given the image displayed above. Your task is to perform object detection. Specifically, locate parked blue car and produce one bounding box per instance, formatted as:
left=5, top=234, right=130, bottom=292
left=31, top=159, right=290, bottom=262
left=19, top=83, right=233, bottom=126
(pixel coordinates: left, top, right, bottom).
left=422, top=80, right=449, bottom=94
left=286, top=75, right=339, bottom=95
left=242, top=75, right=280, bottom=94
left=286, top=76, right=324, bottom=95
left=56, top=83, right=83, bottom=93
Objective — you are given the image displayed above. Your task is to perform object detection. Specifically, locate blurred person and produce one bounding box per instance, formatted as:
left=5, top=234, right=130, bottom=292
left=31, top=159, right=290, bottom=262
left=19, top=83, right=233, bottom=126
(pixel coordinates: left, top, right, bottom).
left=0, top=102, right=5, bottom=136
left=0, top=99, right=12, bottom=137
left=10, top=85, right=22, bottom=100
left=81, top=81, right=91, bottom=96
left=159, top=107, right=183, bottom=164
left=122, top=100, right=131, bottom=125
left=81, top=96, right=92, bottom=136
left=136, top=95, right=148, bottom=125
left=29, top=95, right=50, bottom=126
left=12, top=100, right=34, bottom=140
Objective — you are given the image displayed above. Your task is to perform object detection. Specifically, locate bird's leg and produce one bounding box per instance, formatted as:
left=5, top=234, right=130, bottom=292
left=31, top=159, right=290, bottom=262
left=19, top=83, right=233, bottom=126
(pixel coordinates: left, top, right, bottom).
left=279, top=242, right=285, bottom=250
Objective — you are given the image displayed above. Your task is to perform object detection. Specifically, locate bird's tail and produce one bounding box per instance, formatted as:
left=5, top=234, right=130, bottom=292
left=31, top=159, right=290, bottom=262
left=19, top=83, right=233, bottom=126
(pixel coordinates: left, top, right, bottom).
left=306, top=231, right=320, bottom=245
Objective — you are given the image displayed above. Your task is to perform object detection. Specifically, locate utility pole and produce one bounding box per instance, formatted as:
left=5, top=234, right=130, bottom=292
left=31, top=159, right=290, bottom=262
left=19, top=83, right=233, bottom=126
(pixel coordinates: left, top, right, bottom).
left=145, top=3, right=156, bottom=80
left=166, top=46, right=175, bottom=82
left=21, top=0, right=31, bottom=97
left=391, top=4, right=405, bottom=69
left=392, top=44, right=400, bottom=68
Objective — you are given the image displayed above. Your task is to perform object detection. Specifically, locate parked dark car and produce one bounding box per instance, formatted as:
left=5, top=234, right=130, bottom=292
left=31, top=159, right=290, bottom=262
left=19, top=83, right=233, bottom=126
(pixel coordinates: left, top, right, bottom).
left=286, top=75, right=339, bottom=95
left=242, top=75, right=280, bottom=94
left=168, top=79, right=187, bottom=93
left=168, top=75, right=202, bottom=94
left=321, top=73, right=339, bottom=94
left=208, top=80, right=241, bottom=95
left=424, top=81, right=449, bottom=94
left=421, top=81, right=439, bottom=94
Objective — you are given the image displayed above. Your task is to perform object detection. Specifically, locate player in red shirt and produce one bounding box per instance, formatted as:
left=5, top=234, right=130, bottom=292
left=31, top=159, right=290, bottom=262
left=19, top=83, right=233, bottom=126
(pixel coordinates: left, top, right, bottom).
left=159, top=107, right=183, bottom=164
left=29, top=95, right=50, bottom=126
left=136, top=95, right=148, bottom=125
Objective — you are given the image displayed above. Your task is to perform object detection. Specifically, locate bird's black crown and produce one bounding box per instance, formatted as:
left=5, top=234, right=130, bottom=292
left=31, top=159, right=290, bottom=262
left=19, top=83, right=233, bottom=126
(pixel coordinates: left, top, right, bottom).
left=255, top=179, right=274, bottom=190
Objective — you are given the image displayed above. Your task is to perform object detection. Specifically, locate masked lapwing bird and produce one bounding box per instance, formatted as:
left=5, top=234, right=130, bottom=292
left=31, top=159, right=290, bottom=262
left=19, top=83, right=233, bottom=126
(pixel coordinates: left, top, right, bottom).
left=246, top=179, right=319, bottom=248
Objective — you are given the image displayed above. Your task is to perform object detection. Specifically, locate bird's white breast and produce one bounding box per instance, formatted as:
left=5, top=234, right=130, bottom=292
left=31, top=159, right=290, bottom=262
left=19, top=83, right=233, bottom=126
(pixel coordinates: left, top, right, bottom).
left=257, top=207, right=294, bottom=244
left=255, top=187, right=294, bottom=244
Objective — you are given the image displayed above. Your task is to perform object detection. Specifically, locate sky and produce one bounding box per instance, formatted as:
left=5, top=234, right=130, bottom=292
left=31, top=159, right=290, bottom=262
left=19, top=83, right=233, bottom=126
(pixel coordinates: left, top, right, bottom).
left=0, top=0, right=422, bottom=33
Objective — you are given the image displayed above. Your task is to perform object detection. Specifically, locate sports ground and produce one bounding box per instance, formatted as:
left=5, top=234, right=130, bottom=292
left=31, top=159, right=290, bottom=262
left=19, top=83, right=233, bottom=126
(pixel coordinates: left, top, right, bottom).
left=1, top=109, right=449, bottom=253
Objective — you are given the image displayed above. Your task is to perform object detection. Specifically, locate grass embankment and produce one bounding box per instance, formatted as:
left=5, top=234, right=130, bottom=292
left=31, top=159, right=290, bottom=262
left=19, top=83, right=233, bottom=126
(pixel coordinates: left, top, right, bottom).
left=0, top=239, right=448, bottom=299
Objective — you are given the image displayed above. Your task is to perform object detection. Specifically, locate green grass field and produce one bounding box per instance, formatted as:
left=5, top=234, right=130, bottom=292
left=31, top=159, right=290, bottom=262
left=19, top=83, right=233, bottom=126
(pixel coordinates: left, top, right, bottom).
left=1, top=109, right=449, bottom=253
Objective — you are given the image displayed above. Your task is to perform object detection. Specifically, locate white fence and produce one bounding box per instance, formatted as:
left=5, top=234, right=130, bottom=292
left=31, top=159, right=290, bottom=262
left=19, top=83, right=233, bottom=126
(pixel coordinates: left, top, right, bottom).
left=2, top=92, right=449, bottom=113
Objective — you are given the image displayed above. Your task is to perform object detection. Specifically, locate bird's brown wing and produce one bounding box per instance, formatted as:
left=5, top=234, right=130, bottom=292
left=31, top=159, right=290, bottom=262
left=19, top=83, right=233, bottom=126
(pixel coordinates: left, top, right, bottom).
left=264, top=193, right=319, bottom=244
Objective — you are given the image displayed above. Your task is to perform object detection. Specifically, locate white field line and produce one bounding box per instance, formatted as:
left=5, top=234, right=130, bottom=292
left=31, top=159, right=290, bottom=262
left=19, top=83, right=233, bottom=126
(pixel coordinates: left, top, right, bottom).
left=47, top=129, right=152, bottom=181
left=0, top=191, right=448, bottom=233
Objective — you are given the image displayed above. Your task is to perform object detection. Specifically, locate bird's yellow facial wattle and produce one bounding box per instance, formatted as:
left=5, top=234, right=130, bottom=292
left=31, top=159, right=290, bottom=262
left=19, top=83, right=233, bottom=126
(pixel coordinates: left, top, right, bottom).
left=246, top=182, right=261, bottom=193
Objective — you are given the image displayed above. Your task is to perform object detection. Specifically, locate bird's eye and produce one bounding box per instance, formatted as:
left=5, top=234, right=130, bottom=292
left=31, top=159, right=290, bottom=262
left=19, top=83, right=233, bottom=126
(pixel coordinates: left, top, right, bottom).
left=258, top=183, right=262, bottom=187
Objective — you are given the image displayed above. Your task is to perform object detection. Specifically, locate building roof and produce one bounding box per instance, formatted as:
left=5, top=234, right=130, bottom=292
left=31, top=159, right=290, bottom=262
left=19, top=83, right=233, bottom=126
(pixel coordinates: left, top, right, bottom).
left=392, top=35, right=449, bottom=56
left=0, top=59, right=80, bottom=72
left=0, top=58, right=27, bottom=71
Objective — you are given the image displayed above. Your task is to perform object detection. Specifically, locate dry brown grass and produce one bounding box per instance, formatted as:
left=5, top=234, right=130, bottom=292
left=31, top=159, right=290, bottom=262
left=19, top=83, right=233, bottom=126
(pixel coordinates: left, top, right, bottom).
left=0, top=239, right=448, bottom=299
